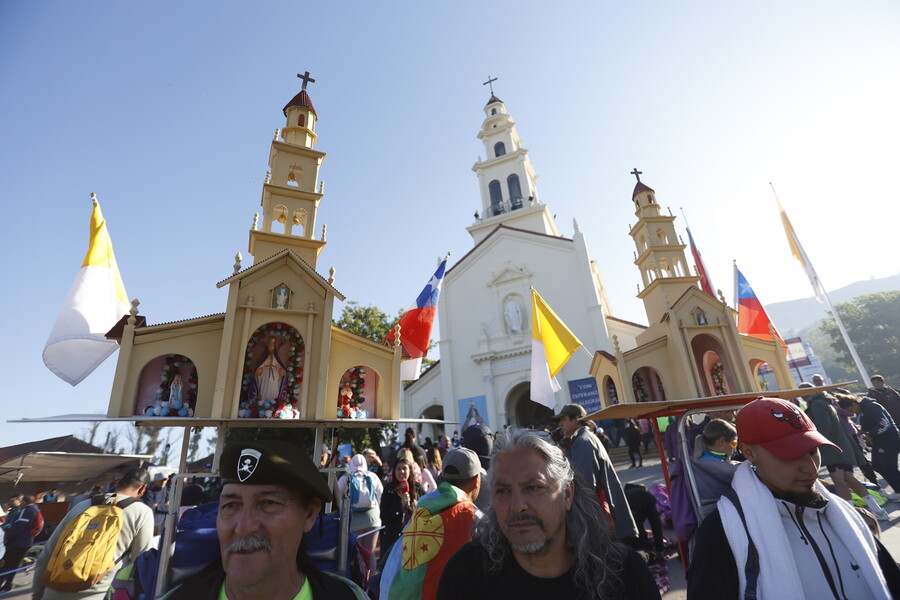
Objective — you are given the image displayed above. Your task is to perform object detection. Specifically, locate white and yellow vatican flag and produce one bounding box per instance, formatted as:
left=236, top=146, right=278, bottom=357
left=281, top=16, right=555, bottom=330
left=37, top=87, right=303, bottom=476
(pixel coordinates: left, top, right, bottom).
left=43, top=195, right=129, bottom=385
left=530, top=288, right=583, bottom=409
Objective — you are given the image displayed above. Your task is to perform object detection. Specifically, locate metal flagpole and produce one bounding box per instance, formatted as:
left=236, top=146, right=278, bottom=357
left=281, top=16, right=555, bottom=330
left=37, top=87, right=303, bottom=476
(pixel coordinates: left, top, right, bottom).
left=771, top=185, right=870, bottom=383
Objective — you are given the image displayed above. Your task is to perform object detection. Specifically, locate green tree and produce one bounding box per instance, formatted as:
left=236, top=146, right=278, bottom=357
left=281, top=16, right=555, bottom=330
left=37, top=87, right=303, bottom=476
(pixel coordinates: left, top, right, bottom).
left=819, top=291, right=900, bottom=387
left=334, top=301, right=401, bottom=343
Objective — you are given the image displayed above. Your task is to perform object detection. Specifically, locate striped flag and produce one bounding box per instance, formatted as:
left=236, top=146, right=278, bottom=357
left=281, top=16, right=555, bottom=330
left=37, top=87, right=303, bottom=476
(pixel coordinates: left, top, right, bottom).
left=686, top=225, right=715, bottom=296
left=385, top=255, right=448, bottom=380
left=735, top=265, right=784, bottom=347
left=530, top=289, right=583, bottom=408
left=43, top=195, right=129, bottom=385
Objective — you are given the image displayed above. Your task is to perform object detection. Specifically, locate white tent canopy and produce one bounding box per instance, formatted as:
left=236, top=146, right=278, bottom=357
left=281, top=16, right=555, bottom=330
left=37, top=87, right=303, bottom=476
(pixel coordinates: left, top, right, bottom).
left=0, top=451, right=151, bottom=483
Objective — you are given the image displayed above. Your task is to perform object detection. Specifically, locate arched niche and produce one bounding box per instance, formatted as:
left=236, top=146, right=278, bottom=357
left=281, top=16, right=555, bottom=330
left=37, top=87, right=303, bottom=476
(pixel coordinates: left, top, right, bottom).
left=506, top=381, right=553, bottom=428
left=134, top=354, right=198, bottom=417
left=603, top=376, right=620, bottom=406
left=750, top=359, right=777, bottom=392
left=238, top=322, right=305, bottom=418
left=336, top=365, right=379, bottom=419
left=632, top=367, right=666, bottom=403
left=691, top=333, right=735, bottom=396
left=419, top=403, right=445, bottom=441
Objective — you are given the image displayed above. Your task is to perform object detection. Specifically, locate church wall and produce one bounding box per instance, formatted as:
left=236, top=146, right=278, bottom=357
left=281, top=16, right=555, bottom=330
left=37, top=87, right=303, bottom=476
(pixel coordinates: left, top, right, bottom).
left=329, top=326, right=400, bottom=420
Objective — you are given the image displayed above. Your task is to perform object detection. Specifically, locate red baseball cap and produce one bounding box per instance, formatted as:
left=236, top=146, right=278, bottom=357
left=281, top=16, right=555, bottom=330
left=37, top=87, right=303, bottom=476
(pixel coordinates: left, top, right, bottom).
left=736, top=397, right=840, bottom=461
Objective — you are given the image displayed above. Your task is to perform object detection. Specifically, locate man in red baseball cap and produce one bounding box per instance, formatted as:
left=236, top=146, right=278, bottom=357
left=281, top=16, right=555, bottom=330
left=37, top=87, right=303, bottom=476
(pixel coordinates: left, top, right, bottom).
left=688, top=397, right=900, bottom=599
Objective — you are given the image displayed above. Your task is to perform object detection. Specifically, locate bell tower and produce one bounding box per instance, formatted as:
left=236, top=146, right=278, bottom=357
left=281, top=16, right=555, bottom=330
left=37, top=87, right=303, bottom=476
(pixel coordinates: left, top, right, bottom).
left=628, top=170, right=701, bottom=323
left=249, top=72, right=327, bottom=267
left=467, top=78, right=559, bottom=245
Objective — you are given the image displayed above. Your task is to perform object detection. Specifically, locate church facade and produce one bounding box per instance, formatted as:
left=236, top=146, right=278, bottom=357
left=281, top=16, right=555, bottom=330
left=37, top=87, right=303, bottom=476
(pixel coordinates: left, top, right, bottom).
left=106, top=81, right=404, bottom=424
left=403, top=95, right=642, bottom=433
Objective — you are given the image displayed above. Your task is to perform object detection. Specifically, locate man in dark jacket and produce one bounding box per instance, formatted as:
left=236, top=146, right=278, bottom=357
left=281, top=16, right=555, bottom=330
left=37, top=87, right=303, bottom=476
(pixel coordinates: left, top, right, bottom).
left=840, top=394, right=900, bottom=497
left=163, top=440, right=364, bottom=600
left=553, top=404, right=637, bottom=539
left=868, top=375, right=900, bottom=424
left=0, top=495, right=40, bottom=591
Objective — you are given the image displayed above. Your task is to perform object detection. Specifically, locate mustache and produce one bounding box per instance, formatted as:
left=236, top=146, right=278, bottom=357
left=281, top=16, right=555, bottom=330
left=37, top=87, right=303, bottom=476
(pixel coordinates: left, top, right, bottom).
left=507, top=513, right=543, bottom=527
left=225, top=535, right=273, bottom=555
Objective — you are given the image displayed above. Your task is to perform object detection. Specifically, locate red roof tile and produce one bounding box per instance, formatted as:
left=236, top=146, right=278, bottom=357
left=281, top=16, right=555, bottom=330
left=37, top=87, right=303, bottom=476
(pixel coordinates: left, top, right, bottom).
left=283, top=89, right=317, bottom=117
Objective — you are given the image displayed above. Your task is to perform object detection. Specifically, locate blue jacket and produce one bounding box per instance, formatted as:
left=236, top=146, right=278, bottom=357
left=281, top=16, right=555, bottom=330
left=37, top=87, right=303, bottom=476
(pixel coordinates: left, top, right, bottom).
left=5, top=504, right=39, bottom=549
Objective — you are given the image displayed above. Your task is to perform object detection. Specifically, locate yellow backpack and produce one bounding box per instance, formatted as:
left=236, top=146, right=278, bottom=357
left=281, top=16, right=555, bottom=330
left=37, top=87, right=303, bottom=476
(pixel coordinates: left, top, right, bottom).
left=42, top=495, right=139, bottom=592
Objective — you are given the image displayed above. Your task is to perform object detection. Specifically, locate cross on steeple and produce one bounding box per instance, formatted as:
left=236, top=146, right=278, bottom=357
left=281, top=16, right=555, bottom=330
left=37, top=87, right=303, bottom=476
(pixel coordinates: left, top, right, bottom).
left=483, top=75, right=498, bottom=95
left=630, top=168, right=643, bottom=183
left=297, top=71, right=316, bottom=91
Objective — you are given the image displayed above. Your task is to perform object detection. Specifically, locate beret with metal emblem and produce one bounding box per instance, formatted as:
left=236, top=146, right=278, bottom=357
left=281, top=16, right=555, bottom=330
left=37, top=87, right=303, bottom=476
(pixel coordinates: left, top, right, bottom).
left=221, top=440, right=333, bottom=503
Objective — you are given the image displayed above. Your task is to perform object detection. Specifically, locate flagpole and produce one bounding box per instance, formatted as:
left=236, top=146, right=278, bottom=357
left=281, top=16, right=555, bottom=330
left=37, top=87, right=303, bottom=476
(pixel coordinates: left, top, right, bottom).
left=771, top=184, right=870, bottom=383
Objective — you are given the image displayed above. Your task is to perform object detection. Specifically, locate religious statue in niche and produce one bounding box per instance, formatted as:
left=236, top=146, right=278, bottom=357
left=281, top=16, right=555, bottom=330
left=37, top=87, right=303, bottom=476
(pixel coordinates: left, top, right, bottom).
left=239, top=323, right=304, bottom=419
left=142, top=355, right=197, bottom=417
left=274, top=284, right=290, bottom=310
left=336, top=366, right=370, bottom=419
left=504, top=297, right=523, bottom=333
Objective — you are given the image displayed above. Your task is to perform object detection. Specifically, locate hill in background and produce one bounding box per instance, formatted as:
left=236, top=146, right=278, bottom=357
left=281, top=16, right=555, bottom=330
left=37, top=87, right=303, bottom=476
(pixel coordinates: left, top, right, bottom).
left=766, top=274, right=900, bottom=335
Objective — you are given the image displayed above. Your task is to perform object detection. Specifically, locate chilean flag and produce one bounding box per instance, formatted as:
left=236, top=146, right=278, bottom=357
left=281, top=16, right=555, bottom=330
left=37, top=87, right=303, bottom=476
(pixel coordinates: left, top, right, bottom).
left=686, top=225, right=715, bottom=296
left=735, top=265, right=784, bottom=348
left=385, top=256, right=448, bottom=379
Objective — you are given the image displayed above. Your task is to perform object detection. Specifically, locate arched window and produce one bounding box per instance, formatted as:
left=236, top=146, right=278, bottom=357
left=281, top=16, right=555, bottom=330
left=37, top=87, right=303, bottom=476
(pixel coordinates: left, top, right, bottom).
left=491, top=108, right=497, bottom=115
left=657, top=229, right=668, bottom=244
left=298, top=114, right=305, bottom=127
left=508, top=174, right=522, bottom=208
left=494, top=142, right=506, bottom=157
left=489, top=180, right=503, bottom=214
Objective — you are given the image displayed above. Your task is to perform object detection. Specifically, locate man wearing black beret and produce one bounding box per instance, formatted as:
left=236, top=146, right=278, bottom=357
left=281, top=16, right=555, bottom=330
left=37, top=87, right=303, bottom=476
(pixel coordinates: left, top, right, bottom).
left=164, top=440, right=365, bottom=600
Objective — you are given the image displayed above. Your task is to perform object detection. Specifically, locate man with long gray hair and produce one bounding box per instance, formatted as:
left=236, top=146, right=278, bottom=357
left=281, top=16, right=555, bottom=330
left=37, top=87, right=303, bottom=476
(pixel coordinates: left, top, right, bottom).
left=437, top=427, right=659, bottom=599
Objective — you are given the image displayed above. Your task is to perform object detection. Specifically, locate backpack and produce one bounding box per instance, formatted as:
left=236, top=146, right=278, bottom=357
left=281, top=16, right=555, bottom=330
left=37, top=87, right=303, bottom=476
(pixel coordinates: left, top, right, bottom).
left=42, top=495, right=139, bottom=592
left=30, top=510, right=45, bottom=538
left=349, top=471, right=377, bottom=512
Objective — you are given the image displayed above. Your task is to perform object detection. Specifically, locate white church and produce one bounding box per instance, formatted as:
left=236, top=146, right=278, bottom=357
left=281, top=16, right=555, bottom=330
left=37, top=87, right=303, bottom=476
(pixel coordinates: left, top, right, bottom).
left=403, top=93, right=643, bottom=433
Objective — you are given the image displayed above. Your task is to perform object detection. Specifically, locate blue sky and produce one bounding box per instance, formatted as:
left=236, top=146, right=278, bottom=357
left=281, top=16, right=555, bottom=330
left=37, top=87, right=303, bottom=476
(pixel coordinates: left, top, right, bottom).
left=2, top=1, right=899, bottom=450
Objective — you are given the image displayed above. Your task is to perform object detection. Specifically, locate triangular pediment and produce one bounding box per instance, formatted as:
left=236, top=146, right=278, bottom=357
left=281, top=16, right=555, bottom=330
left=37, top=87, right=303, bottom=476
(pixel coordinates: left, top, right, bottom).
left=216, top=248, right=344, bottom=300
left=488, top=262, right=533, bottom=287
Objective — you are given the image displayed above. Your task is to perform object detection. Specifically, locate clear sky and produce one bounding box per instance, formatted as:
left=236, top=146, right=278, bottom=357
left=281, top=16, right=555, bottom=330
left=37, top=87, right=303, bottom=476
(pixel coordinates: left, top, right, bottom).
left=2, top=1, right=899, bottom=450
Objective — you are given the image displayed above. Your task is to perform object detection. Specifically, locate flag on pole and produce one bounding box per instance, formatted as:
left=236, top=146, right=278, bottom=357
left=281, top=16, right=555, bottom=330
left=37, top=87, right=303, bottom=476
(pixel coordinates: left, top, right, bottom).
left=530, top=289, right=583, bottom=409
left=686, top=225, right=715, bottom=296
left=735, top=265, right=784, bottom=347
left=43, top=195, right=129, bottom=385
left=776, top=196, right=827, bottom=304
left=773, top=187, right=870, bottom=381
left=385, top=255, right=448, bottom=380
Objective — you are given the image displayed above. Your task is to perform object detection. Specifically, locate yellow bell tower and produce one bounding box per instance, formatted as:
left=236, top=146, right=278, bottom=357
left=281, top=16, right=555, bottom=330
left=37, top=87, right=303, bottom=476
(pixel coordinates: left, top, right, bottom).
left=249, top=71, right=327, bottom=267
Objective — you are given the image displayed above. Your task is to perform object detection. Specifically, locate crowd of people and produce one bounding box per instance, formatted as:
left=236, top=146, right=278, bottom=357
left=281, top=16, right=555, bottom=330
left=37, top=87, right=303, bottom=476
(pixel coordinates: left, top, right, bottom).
left=4, top=374, right=900, bottom=598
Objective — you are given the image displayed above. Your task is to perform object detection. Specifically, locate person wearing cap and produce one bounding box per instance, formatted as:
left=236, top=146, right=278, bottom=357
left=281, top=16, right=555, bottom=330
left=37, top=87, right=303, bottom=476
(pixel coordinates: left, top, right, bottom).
left=868, top=375, right=900, bottom=425
left=803, top=382, right=890, bottom=520
left=379, top=448, right=483, bottom=600
left=553, top=403, right=637, bottom=539
left=687, top=397, right=900, bottom=599
left=438, top=427, right=659, bottom=600
left=32, top=469, right=154, bottom=600
left=162, top=440, right=365, bottom=600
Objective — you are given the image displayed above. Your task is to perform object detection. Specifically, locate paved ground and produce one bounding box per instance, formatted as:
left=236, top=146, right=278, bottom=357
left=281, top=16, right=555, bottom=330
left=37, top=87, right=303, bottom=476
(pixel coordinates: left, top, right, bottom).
left=4, top=445, right=900, bottom=599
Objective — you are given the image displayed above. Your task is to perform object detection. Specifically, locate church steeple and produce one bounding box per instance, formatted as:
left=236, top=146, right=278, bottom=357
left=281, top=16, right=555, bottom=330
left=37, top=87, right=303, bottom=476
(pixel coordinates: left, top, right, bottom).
left=467, top=83, right=559, bottom=244
left=628, top=170, right=701, bottom=323
left=249, top=73, right=327, bottom=267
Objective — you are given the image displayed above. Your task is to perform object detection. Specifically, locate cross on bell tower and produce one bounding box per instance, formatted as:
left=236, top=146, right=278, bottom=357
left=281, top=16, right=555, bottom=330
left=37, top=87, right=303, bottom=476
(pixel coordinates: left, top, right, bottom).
left=631, top=168, right=643, bottom=183
left=297, top=71, right=316, bottom=91
left=483, top=75, right=498, bottom=95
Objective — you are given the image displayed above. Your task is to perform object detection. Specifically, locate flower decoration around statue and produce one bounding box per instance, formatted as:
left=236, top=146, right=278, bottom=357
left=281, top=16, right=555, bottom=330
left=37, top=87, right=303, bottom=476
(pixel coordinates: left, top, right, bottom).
left=238, top=322, right=305, bottom=419
left=143, top=354, right=198, bottom=417
left=607, top=379, right=619, bottom=405
left=632, top=372, right=649, bottom=403
left=336, top=365, right=370, bottom=419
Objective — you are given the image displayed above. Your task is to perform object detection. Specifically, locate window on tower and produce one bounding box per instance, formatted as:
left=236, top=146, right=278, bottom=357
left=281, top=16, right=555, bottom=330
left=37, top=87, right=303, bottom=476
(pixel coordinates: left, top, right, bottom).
left=298, top=114, right=305, bottom=127
left=494, top=142, right=506, bottom=157
left=491, top=108, right=497, bottom=115
left=508, top=174, right=522, bottom=209
left=489, top=180, right=503, bottom=215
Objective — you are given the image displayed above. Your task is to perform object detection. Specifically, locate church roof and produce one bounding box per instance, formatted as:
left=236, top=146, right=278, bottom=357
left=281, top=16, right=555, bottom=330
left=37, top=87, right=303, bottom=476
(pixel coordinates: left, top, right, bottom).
left=216, top=248, right=344, bottom=299
left=283, top=89, right=317, bottom=117
left=485, top=94, right=503, bottom=106
left=632, top=181, right=654, bottom=197
left=447, top=224, right=572, bottom=276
